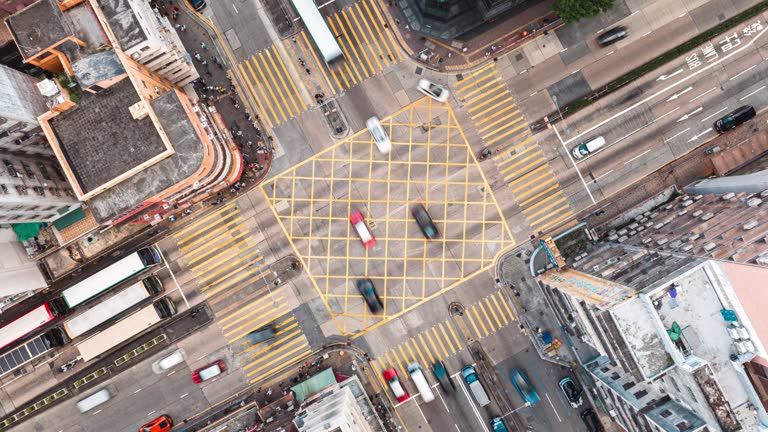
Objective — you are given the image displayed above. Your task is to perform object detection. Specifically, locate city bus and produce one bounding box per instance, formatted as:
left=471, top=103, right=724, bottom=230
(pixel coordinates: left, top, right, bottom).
left=61, top=246, right=162, bottom=309
left=0, top=299, right=69, bottom=351
left=290, top=0, right=343, bottom=63
left=62, top=276, right=163, bottom=340
left=76, top=297, right=176, bottom=362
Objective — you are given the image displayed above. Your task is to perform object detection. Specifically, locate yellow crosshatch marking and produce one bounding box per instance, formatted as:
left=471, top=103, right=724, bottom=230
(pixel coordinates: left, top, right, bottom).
left=260, top=100, right=515, bottom=336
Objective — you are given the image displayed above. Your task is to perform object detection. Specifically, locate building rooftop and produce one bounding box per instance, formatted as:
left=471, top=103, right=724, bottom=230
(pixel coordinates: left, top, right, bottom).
left=95, top=0, right=148, bottom=52
left=87, top=90, right=204, bottom=223
left=71, top=49, right=125, bottom=88
left=586, top=356, right=706, bottom=432
left=601, top=191, right=768, bottom=266
left=612, top=297, right=673, bottom=379
left=5, top=0, right=72, bottom=59
left=48, top=77, right=166, bottom=193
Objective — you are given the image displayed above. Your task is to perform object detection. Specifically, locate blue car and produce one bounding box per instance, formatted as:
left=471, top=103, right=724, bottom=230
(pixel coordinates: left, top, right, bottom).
left=510, top=369, right=540, bottom=405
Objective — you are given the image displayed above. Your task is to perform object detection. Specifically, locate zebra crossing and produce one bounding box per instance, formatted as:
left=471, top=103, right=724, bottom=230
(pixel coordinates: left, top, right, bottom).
left=372, top=291, right=516, bottom=381
left=237, top=0, right=401, bottom=129
left=170, top=202, right=312, bottom=385
left=455, top=65, right=575, bottom=234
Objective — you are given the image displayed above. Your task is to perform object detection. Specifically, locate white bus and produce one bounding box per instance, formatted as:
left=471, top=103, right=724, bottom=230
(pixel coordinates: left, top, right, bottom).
left=76, top=297, right=176, bottom=362
left=291, top=0, right=343, bottom=63
left=61, top=246, right=162, bottom=309
left=62, top=277, right=163, bottom=339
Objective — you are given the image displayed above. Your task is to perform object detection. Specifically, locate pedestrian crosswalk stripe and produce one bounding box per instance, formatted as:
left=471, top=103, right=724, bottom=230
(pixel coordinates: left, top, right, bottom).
left=219, top=295, right=285, bottom=329
left=173, top=203, right=237, bottom=238
left=186, top=231, right=249, bottom=265
left=479, top=111, right=522, bottom=133
left=485, top=297, right=502, bottom=329
left=418, top=333, right=435, bottom=365
left=246, top=342, right=311, bottom=379
left=198, top=249, right=264, bottom=286
left=454, top=63, right=495, bottom=91
left=180, top=220, right=246, bottom=252
left=439, top=323, right=455, bottom=353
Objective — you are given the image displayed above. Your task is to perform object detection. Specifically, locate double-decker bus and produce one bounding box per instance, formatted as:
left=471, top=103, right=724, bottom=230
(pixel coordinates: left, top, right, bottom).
left=62, top=276, right=163, bottom=340
left=0, top=300, right=69, bottom=351
left=61, top=246, right=162, bottom=309
left=291, top=0, right=343, bottom=63
left=76, top=297, right=176, bottom=362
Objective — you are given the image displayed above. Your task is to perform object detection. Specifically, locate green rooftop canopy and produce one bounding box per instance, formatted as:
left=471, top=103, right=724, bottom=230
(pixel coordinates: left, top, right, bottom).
left=12, top=222, right=43, bottom=241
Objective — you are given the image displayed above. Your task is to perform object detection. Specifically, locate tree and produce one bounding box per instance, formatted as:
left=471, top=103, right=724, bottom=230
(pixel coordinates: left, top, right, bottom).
left=553, top=0, right=615, bottom=24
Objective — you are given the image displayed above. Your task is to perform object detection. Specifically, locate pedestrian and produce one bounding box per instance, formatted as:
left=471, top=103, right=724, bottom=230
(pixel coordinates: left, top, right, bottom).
left=180, top=24, right=186, bottom=31
left=462, top=47, right=468, bottom=53
left=405, top=24, right=409, bottom=31
left=201, top=42, right=207, bottom=50
left=201, top=60, right=207, bottom=66
left=395, top=18, right=400, bottom=25
left=291, top=37, right=296, bottom=43
left=448, top=51, right=452, bottom=58
left=175, top=24, right=182, bottom=30
left=305, top=68, right=311, bottom=74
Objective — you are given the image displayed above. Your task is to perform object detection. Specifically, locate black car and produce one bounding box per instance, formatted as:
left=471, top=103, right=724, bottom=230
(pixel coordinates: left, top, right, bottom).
left=597, top=26, right=627, bottom=47
left=432, top=360, right=455, bottom=394
left=581, top=409, right=605, bottom=432
left=357, top=279, right=383, bottom=312
left=411, top=204, right=439, bottom=239
left=714, top=105, right=756, bottom=133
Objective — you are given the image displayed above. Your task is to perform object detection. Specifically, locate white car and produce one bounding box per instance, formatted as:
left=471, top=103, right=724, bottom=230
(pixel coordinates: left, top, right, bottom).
left=417, top=79, right=449, bottom=102
left=366, top=116, right=391, bottom=154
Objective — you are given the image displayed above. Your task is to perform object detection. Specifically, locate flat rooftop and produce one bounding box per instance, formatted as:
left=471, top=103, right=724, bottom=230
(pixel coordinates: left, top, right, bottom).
left=612, top=297, right=673, bottom=379
left=95, top=0, right=147, bottom=51
left=87, top=90, right=204, bottom=223
left=5, top=0, right=71, bottom=59
left=48, top=77, right=166, bottom=193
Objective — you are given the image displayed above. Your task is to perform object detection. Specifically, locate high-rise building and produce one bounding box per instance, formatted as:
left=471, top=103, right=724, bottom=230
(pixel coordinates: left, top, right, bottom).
left=539, top=243, right=768, bottom=431
left=4, top=0, right=240, bottom=227
left=0, top=63, right=52, bottom=156
left=294, top=380, right=375, bottom=432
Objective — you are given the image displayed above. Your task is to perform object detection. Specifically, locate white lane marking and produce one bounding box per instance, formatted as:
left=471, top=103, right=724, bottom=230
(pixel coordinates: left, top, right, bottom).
left=595, top=28, right=604, bottom=34
left=436, top=386, right=450, bottom=412
left=92, top=410, right=102, bottom=416
left=657, top=69, right=684, bottom=81
left=654, top=107, right=680, bottom=123
left=740, top=85, right=766, bottom=101
left=624, top=149, right=651, bottom=165
left=614, top=126, right=642, bottom=144
left=642, top=31, right=651, bottom=37
left=554, top=125, right=597, bottom=204
left=134, top=388, right=143, bottom=394
left=232, top=3, right=238, bottom=13
left=593, top=170, right=614, bottom=182
left=564, top=25, right=768, bottom=145
left=571, top=69, right=581, bottom=75
left=546, top=393, right=562, bottom=422
left=701, top=107, right=728, bottom=122
left=455, top=376, right=489, bottom=432
left=530, top=91, right=538, bottom=97
left=155, top=247, right=190, bottom=309
left=147, top=410, right=156, bottom=417
left=455, top=425, right=461, bottom=432
left=167, top=370, right=176, bottom=376
left=631, top=10, right=639, bottom=15
left=664, top=128, right=690, bottom=142
left=690, top=87, right=716, bottom=102
left=317, top=0, right=337, bottom=8
left=677, top=107, right=703, bottom=122
left=180, top=392, right=189, bottom=399
left=688, top=129, right=715, bottom=142
left=560, top=47, right=569, bottom=53
left=667, top=86, right=693, bottom=101
left=729, top=64, right=757, bottom=81
left=606, top=50, right=615, bottom=56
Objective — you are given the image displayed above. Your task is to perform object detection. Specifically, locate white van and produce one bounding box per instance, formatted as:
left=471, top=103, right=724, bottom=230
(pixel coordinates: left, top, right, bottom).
left=76, top=388, right=111, bottom=413
left=366, top=116, right=391, bottom=154
left=153, top=349, right=185, bottom=374
left=571, top=136, right=606, bottom=159
left=407, top=362, right=435, bottom=402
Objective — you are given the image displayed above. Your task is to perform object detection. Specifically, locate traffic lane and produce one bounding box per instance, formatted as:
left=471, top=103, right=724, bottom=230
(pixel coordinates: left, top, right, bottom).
left=206, top=0, right=273, bottom=55
left=496, top=348, right=584, bottom=432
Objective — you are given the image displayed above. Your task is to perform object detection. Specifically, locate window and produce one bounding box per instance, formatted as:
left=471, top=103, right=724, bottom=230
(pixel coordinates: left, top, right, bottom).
left=3, top=160, right=18, bottom=177
left=633, top=390, right=648, bottom=399
left=669, top=376, right=681, bottom=393
left=15, top=185, right=27, bottom=195
left=0, top=184, right=7, bottom=194
left=49, top=187, right=61, bottom=197
left=53, top=164, right=66, bottom=181
left=21, top=162, right=35, bottom=178
left=660, top=409, right=673, bottom=418
left=33, top=186, right=45, bottom=196
left=686, top=386, right=698, bottom=403
left=37, top=162, right=51, bottom=180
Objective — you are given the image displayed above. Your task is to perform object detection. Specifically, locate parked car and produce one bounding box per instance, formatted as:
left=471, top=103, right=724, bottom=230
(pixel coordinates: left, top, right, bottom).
left=714, top=105, right=756, bottom=133
left=490, top=416, right=509, bottom=432
left=192, top=360, right=226, bottom=384
left=357, top=279, right=383, bottom=312
left=432, top=360, right=454, bottom=394
left=139, top=415, right=173, bottom=432
left=186, top=0, right=206, bottom=11
left=510, top=368, right=540, bottom=405
left=366, top=116, right=391, bottom=154
left=411, top=204, right=439, bottom=239
left=416, top=79, right=449, bottom=102
left=461, top=365, right=490, bottom=407
left=350, top=210, right=376, bottom=248
left=581, top=408, right=605, bottom=432
left=383, top=368, right=410, bottom=402
left=597, top=26, right=627, bottom=47
left=558, top=376, right=583, bottom=408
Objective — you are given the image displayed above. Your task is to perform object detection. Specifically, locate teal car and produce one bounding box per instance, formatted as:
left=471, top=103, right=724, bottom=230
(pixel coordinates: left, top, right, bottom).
left=491, top=417, right=508, bottom=432
left=510, top=368, right=540, bottom=405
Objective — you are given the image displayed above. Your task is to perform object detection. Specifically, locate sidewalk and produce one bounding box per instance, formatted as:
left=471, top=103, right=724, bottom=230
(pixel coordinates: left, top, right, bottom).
left=380, top=0, right=560, bottom=72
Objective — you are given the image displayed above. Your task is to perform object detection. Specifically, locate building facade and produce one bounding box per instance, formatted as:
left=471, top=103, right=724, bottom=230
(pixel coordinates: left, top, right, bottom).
left=294, top=383, right=374, bottom=432
left=0, top=63, right=52, bottom=156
